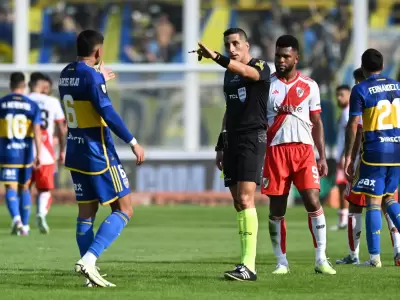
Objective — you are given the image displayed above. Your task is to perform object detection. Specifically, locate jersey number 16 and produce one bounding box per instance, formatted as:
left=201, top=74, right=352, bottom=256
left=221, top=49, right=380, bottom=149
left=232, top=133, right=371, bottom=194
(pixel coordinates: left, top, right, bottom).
left=63, top=94, right=78, bottom=128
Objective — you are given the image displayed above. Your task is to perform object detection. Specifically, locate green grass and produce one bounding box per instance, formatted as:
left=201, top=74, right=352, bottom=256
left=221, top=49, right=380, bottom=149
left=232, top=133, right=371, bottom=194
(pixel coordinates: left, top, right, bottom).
left=0, top=205, right=398, bottom=300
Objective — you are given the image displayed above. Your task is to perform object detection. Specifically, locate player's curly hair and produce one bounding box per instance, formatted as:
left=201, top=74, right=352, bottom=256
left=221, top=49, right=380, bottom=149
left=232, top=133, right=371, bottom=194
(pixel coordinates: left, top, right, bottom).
left=276, top=35, right=299, bottom=52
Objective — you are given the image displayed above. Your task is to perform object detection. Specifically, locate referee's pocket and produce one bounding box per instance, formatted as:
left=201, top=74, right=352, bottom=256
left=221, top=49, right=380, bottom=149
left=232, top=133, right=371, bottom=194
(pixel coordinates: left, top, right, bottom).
left=257, top=130, right=267, bottom=144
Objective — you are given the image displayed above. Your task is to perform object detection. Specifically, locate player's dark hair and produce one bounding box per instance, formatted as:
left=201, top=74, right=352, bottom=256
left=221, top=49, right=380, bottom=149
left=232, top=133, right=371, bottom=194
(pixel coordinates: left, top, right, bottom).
left=10, top=72, right=25, bottom=90
left=43, top=74, right=52, bottom=86
left=361, top=48, right=383, bottom=73
left=223, top=28, right=248, bottom=41
left=353, top=68, right=365, bottom=82
left=29, top=72, right=45, bottom=90
left=76, top=29, right=104, bottom=57
left=336, top=84, right=351, bottom=92
left=276, top=35, right=299, bottom=52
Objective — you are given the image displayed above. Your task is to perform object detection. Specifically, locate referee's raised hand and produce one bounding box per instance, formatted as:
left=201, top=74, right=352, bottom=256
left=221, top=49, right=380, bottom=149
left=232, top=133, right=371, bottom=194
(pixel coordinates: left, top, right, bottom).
left=196, top=42, right=217, bottom=60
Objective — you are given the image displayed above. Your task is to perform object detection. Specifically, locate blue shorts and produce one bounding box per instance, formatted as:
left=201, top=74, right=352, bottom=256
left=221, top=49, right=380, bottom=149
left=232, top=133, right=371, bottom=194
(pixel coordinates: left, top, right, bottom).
left=351, top=160, right=400, bottom=198
left=0, top=167, right=32, bottom=185
left=70, top=159, right=131, bottom=205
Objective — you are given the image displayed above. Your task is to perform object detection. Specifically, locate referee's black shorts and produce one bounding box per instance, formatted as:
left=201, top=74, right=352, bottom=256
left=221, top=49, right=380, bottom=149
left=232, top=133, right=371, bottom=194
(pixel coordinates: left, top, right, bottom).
left=222, top=130, right=267, bottom=187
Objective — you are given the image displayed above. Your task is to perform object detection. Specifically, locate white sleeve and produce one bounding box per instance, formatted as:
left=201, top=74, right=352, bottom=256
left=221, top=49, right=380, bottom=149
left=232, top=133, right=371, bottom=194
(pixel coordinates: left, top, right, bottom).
left=309, top=82, right=322, bottom=113
left=54, top=98, right=65, bottom=121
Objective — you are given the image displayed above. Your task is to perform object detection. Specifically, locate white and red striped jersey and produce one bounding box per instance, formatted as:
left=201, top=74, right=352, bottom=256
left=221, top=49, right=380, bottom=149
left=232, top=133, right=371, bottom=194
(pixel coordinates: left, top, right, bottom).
left=267, top=72, right=321, bottom=147
left=29, top=92, right=65, bottom=165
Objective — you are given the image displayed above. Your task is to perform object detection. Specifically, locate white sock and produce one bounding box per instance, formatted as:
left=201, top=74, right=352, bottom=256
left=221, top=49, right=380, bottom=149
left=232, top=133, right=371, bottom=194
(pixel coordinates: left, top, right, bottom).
left=370, top=254, right=380, bottom=262
left=37, top=191, right=51, bottom=217
left=308, top=208, right=327, bottom=262
left=269, top=217, right=288, bottom=266
left=12, top=215, right=21, bottom=223
left=339, top=208, right=349, bottom=226
left=82, top=252, right=97, bottom=266
left=384, top=213, right=400, bottom=256
left=348, top=213, right=362, bottom=259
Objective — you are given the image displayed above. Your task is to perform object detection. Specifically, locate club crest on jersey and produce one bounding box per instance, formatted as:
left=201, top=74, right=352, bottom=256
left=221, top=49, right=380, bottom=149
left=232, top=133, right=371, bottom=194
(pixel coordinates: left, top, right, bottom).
left=101, top=84, right=107, bottom=94
left=238, top=87, right=246, bottom=102
left=296, top=87, right=304, bottom=98
left=123, top=178, right=130, bottom=188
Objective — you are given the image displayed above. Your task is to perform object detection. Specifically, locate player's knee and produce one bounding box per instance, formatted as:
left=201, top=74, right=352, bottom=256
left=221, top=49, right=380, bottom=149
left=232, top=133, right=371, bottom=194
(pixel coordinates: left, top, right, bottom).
left=300, top=189, right=321, bottom=212
left=349, top=202, right=363, bottom=214
left=5, top=184, right=17, bottom=191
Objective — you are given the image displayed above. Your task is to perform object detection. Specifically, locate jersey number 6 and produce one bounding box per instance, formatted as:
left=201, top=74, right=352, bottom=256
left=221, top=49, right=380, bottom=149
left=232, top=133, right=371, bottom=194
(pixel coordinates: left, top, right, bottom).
left=62, top=94, right=78, bottom=128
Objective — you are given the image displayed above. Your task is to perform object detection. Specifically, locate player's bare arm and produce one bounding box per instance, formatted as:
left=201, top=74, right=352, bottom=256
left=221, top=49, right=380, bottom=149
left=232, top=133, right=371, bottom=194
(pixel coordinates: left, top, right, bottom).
left=310, top=113, right=328, bottom=177
left=33, top=123, right=41, bottom=168
left=55, top=121, right=66, bottom=164
left=344, top=115, right=360, bottom=180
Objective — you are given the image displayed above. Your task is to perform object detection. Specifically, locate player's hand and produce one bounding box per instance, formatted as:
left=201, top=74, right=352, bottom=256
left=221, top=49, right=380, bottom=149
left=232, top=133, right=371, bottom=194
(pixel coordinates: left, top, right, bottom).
left=344, top=156, right=354, bottom=182
left=215, top=151, right=223, bottom=171
left=33, top=156, right=41, bottom=170
left=59, top=151, right=66, bottom=165
left=196, top=42, right=217, bottom=60
left=99, top=61, right=116, bottom=82
left=131, top=143, right=145, bottom=166
left=317, top=158, right=328, bottom=177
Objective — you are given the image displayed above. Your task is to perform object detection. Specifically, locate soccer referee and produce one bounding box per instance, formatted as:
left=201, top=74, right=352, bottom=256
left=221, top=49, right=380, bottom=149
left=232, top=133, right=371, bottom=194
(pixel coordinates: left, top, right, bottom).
left=196, top=28, right=270, bottom=281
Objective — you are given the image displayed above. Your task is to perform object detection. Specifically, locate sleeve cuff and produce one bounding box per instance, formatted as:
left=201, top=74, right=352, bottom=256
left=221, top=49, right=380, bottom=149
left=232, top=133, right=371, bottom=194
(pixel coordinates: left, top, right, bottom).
left=310, top=109, right=322, bottom=114
left=350, top=112, right=362, bottom=116
left=129, top=137, right=137, bottom=146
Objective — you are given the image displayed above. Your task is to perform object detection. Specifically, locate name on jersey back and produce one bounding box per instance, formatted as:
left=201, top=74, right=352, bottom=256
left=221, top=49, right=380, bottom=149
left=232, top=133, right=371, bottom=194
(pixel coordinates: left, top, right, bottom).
left=59, top=77, right=80, bottom=87
left=368, top=83, right=400, bottom=94
left=1, top=101, right=31, bottom=111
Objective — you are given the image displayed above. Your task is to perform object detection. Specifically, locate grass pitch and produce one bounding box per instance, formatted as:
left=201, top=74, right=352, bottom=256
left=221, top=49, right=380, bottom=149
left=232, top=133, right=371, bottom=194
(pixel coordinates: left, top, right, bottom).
left=0, top=205, right=398, bottom=300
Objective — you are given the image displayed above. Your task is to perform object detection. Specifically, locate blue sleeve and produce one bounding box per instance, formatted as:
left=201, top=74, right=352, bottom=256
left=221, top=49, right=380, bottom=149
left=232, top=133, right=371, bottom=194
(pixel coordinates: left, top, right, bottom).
left=87, top=74, right=134, bottom=143
left=32, top=103, right=41, bottom=125
left=349, top=85, right=363, bottom=116
left=100, top=106, right=134, bottom=143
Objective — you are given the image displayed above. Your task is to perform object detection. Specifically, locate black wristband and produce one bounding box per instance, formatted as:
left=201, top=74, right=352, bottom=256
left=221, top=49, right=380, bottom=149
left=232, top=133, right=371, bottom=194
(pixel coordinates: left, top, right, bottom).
left=213, top=52, right=230, bottom=68
left=215, top=133, right=224, bottom=151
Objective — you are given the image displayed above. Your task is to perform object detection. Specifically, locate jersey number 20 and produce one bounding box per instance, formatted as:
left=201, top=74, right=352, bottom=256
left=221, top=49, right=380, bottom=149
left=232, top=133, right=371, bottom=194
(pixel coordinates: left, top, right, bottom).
left=5, top=113, right=28, bottom=139
left=63, top=94, right=78, bottom=128
left=377, top=98, right=400, bottom=130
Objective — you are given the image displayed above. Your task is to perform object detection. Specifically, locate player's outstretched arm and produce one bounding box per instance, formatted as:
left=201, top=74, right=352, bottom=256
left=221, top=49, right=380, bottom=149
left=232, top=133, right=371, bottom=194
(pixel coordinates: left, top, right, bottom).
left=89, top=80, right=145, bottom=165
left=195, top=42, right=268, bottom=81
left=311, top=112, right=328, bottom=177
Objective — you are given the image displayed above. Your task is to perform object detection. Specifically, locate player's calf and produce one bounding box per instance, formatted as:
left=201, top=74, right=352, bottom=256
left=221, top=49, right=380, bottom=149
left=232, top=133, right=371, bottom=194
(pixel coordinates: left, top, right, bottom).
left=18, top=185, right=32, bottom=235
left=4, top=184, right=22, bottom=235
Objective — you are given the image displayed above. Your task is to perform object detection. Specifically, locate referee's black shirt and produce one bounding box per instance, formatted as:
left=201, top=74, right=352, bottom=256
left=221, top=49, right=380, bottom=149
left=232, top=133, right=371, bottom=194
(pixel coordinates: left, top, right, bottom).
left=223, top=58, right=271, bottom=133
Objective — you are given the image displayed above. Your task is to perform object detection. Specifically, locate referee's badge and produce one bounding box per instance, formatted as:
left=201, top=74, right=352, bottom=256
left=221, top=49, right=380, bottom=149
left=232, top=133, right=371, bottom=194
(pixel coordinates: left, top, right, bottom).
left=101, top=84, right=107, bottom=94
left=296, top=87, right=304, bottom=98
left=238, top=87, right=246, bottom=102
left=263, top=177, right=269, bottom=189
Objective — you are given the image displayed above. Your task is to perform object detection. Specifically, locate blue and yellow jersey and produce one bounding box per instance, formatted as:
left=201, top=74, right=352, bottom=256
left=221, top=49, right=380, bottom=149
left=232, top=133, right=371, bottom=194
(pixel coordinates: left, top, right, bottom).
left=59, top=61, right=118, bottom=175
left=350, top=74, right=400, bottom=165
left=0, top=93, right=41, bottom=167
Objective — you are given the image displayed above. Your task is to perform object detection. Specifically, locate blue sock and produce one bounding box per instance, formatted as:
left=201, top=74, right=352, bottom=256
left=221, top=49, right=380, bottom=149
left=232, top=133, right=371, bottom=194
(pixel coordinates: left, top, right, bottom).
left=366, top=205, right=382, bottom=255
left=76, top=217, right=95, bottom=257
left=88, top=211, right=130, bottom=257
left=6, top=189, right=20, bottom=219
left=19, top=189, right=31, bottom=226
left=385, top=199, right=400, bottom=232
